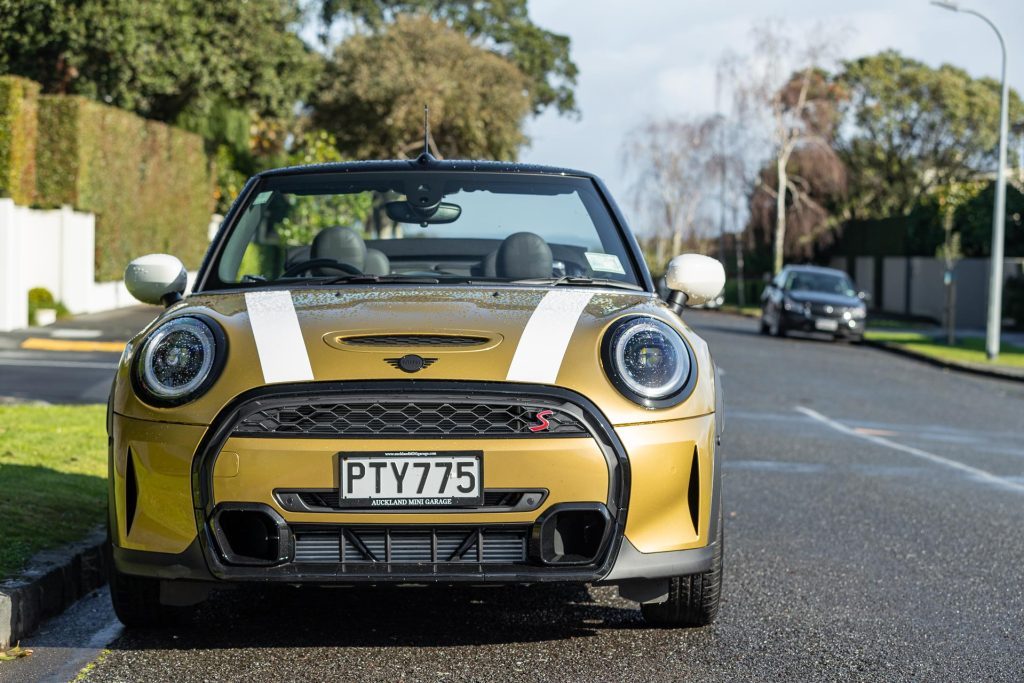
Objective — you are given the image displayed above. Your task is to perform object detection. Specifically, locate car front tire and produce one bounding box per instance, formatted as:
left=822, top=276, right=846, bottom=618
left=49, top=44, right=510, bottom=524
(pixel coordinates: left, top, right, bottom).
left=109, top=564, right=193, bottom=628
left=641, top=511, right=723, bottom=628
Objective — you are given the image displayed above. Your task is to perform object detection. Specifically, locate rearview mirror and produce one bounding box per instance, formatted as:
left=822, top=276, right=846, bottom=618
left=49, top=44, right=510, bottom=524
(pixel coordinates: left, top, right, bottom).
left=665, top=254, right=726, bottom=308
left=385, top=200, right=462, bottom=225
left=124, top=254, right=187, bottom=306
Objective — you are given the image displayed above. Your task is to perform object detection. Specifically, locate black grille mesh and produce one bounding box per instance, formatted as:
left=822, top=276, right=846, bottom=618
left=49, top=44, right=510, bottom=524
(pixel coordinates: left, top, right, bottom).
left=293, top=527, right=528, bottom=564
left=235, top=400, right=587, bottom=437
left=340, top=335, right=488, bottom=347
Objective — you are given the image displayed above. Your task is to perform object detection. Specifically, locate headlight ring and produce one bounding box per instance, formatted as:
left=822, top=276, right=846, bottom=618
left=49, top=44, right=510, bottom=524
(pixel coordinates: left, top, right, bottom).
left=132, top=315, right=227, bottom=407
left=601, top=316, right=697, bottom=409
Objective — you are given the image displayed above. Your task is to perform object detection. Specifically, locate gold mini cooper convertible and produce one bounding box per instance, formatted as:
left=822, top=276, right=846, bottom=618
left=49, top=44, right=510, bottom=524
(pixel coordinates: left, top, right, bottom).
left=108, top=155, right=727, bottom=628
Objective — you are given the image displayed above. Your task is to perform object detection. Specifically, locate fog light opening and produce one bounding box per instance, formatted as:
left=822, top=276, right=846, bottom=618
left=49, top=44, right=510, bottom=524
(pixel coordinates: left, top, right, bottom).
left=538, top=507, right=608, bottom=565
left=215, top=509, right=282, bottom=565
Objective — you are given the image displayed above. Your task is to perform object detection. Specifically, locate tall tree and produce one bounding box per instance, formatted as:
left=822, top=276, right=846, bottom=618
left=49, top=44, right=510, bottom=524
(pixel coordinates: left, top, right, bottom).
left=312, top=15, right=531, bottom=160
left=0, top=0, right=318, bottom=123
left=747, top=145, right=847, bottom=262
left=318, top=0, right=577, bottom=116
left=729, top=22, right=846, bottom=274
left=836, top=51, right=1024, bottom=220
left=623, top=116, right=724, bottom=270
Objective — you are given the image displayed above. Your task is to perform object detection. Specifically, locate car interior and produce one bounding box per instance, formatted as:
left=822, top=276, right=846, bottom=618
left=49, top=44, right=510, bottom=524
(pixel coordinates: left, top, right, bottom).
left=282, top=226, right=596, bottom=280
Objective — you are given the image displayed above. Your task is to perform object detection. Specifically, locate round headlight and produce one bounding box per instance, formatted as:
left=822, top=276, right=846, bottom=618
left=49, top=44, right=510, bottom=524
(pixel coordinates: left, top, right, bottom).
left=135, top=316, right=223, bottom=405
left=602, top=317, right=694, bottom=407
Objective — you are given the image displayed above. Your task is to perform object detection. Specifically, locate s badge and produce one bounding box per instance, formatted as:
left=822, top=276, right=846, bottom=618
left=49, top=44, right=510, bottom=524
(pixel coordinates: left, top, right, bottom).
left=528, top=409, right=553, bottom=432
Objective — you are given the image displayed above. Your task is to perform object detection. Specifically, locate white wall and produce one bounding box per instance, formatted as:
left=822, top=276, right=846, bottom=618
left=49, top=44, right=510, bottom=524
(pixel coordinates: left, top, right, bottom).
left=0, top=199, right=202, bottom=331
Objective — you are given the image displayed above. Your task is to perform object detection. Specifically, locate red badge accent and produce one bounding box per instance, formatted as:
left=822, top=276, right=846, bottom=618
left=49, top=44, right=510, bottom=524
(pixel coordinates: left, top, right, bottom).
left=529, top=409, right=553, bottom=432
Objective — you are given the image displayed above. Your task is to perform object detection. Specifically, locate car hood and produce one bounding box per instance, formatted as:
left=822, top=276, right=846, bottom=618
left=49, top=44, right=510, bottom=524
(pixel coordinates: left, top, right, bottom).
left=785, top=290, right=862, bottom=308
left=112, top=286, right=717, bottom=426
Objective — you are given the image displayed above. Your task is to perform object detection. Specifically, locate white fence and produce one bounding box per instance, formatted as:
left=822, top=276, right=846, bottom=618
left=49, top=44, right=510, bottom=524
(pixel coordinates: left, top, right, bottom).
left=0, top=199, right=216, bottom=332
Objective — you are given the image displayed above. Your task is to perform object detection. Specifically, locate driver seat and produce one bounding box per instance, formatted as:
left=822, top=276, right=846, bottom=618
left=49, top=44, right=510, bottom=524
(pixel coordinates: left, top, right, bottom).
left=311, top=226, right=367, bottom=273
left=495, top=232, right=553, bottom=279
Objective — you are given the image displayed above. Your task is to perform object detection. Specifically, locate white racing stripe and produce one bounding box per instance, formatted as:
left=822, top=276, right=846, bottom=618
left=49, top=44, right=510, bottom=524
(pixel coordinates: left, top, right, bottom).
left=795, top=405, right=1024, bottom=494
left=245, top=290, right=314, bottom=384
left=506, top=290, right=593, bottom=384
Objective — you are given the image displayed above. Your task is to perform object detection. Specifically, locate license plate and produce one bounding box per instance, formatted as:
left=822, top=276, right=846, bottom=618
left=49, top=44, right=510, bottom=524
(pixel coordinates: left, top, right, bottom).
left=815, top=318, right=839, bottom=332
left=338, top=451, right=483, bottom=508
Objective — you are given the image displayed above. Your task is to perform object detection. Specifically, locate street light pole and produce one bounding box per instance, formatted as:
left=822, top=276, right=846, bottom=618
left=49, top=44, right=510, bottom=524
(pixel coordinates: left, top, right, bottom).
left=931, top=0, right=1009, bottom=360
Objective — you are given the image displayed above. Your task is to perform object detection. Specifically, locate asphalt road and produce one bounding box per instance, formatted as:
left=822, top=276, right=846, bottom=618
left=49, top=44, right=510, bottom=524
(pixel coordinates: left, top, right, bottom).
left=7, top=310, right=1024, bottom=682
left=0, top=306, right=158, bottom=404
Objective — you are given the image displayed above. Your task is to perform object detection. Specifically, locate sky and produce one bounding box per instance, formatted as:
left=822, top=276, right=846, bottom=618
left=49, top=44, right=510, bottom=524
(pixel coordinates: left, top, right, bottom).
left=518, top=0, right=1024, bottom=210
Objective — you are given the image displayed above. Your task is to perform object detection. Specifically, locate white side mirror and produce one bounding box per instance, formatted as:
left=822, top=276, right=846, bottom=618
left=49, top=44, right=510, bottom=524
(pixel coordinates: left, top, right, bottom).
left=665, top=254, right=726, bottom=307
left=125, top=254, right=187, bottom=306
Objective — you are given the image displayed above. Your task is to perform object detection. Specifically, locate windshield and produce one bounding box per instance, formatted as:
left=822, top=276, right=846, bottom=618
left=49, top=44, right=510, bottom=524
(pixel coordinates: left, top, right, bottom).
left=784, top=270, right=857, bottom=297
left=206, top=171, right=640, bottom=290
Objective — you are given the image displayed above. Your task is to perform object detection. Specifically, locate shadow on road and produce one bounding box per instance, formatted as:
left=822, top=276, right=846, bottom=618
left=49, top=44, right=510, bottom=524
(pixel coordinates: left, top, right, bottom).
left=105, top=583, right=643, bottom=651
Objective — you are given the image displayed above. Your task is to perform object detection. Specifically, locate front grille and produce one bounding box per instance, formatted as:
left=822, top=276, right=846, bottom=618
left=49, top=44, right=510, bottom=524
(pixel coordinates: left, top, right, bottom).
left=293, top=527, right=528, bottom=565
left=808, top=303, right=847, bottom=318
left=234, top=399, right=588, bottom=437
left=297, top=490, right=524, bottom=510
left=340, top=334, right=489, bottom=347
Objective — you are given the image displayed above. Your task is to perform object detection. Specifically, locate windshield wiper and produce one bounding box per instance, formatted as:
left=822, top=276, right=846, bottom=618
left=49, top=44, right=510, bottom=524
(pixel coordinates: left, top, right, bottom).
left=323, top=274, right=442, bottom=285
left=512, top=275, right=643, bottom=291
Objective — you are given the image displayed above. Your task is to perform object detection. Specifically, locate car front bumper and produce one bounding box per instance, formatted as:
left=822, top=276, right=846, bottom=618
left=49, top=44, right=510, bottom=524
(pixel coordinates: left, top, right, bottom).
left=782, top=310, right=865, bottom=337
left=109, top=382, right=719, bottom=591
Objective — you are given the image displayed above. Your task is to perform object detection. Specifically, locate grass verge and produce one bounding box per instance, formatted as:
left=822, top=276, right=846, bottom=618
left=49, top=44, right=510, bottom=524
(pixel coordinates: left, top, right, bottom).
left=0, top=404, right=107, bottom=578
left=865, top=331, right=1024, bottom=370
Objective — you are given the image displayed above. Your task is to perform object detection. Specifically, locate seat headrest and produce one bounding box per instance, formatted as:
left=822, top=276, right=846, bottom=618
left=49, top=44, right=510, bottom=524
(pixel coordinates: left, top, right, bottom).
left=496, top=232, right=552, bottom=279
left=311, top=226, right=366, bottom=270
left=363, top=248, right=390, bottom=276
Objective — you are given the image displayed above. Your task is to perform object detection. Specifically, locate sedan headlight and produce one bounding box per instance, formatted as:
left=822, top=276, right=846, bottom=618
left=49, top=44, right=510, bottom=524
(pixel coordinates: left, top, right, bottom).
left=602, top=317, right=695, bottom=408
left=851, top=305, right=867, bottom=319
left=134, top=316, right=225, bottom=406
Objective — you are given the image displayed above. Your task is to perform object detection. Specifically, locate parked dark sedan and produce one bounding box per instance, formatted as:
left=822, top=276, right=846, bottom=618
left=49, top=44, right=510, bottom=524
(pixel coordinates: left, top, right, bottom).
left=759, top=265, right=867, bottom=342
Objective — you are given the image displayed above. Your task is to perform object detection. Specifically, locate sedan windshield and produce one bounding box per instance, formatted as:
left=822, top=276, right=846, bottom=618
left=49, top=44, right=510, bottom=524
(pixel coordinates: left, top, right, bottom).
left=785, top=271, right=856, bottom=297
left=207, top=171, right=640, bottom=290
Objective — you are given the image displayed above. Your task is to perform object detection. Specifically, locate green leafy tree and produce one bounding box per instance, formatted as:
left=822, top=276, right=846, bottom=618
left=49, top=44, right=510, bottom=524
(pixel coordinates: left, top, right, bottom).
left=318, top=0, right=576, bottom=115
left=312, top=14, right=531, bottom=160
left=0, top=0, right=318, bottom=123
left=836, top=50, right=1024, bottom=220
left=276, top=131, right=373, bottom=245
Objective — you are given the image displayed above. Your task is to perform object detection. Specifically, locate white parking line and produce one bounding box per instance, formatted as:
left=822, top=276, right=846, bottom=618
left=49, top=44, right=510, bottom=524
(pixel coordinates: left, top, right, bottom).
left=795, top=405, right=1024, bottom=494
left=50, top=329, right=103, bottom=339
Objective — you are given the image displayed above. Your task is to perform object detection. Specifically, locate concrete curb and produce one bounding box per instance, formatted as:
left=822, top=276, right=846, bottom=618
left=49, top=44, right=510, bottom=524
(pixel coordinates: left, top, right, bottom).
left=864, top=340, right=1024, bottom=384
left=0, top=527, right=107, bottom=649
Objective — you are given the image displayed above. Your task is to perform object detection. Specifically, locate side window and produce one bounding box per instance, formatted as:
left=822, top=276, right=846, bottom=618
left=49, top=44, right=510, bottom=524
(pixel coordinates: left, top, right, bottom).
left=774, top=271, right=788, bottom=289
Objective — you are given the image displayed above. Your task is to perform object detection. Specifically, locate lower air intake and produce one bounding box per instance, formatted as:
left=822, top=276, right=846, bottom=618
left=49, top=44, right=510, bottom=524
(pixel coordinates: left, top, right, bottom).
left=293, top=527, right=528, bottom=565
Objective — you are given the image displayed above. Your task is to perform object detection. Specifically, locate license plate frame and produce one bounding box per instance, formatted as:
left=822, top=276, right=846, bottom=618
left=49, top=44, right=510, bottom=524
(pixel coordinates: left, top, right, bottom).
left=337, top=450, right=484, bottom=509
left=814, top=318, right=839, bottom=332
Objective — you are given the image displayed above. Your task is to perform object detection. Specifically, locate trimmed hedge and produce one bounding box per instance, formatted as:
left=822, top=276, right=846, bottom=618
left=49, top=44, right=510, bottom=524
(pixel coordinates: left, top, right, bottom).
left=36, top=95, right=214, bottom=281
left=0, top=76, right=40, bottom=205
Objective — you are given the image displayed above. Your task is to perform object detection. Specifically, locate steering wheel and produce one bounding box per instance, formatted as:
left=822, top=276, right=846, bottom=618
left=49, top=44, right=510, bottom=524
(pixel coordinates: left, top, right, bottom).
left=281, top=258, right=362, bottom=278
